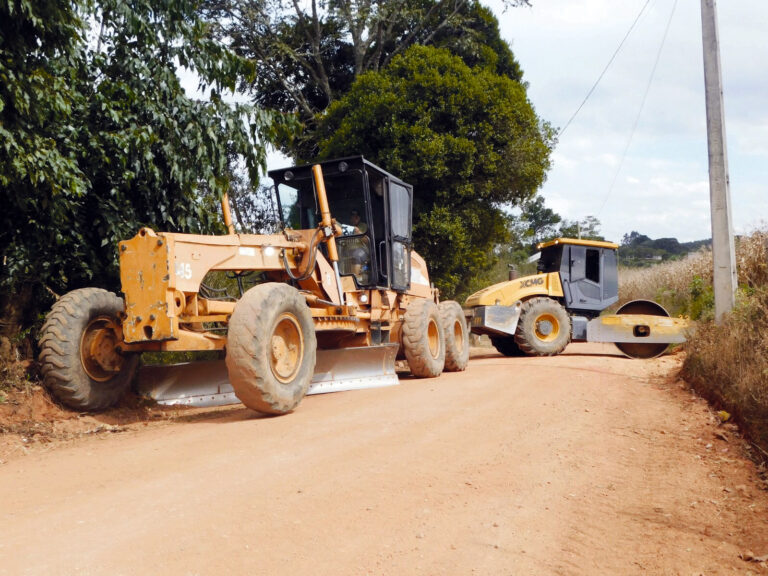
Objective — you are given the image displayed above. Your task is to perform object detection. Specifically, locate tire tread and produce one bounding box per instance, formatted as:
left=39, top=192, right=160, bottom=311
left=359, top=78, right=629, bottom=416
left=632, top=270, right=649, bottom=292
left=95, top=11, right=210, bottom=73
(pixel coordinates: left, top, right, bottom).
left=38, top=288, right=137, bottom=411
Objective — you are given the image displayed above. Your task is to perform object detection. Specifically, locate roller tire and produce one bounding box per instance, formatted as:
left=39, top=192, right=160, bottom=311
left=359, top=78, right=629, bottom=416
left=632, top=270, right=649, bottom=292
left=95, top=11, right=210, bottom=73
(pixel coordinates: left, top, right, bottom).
left=226, top=283, right=316, bottom=414
left=402, top=298, right=445, bottom=378
left=39, top=288, right=138, bottom=411
left=514, top=297, right=571, bottom=356
left=438, top=300, right=469, bottom=372
left=491, top=337, right=525, bottom=357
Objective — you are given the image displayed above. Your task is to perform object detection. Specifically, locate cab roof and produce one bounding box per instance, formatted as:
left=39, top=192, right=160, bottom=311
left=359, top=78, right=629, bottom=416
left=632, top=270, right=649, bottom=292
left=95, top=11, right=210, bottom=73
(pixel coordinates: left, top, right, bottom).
left=268, top=155, right=410, bottom=188
left=536, top=237, right=619, bottom=250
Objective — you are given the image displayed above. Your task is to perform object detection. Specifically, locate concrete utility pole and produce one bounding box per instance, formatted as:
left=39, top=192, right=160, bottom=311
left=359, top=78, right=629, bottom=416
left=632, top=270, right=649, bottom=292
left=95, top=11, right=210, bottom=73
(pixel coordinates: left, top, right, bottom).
left=700, top=0, right=737, bottom=324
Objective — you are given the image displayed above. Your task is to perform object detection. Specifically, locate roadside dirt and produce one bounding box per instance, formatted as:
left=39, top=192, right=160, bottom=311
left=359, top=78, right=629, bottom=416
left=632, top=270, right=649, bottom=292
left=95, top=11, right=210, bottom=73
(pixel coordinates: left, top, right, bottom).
left=2, top=343, right=768, bottom=575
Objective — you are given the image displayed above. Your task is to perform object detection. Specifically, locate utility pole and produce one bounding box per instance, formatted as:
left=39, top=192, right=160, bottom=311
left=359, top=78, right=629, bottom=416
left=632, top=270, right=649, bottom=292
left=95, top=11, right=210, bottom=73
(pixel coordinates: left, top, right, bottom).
left=700, top=0, right=737, bottom=324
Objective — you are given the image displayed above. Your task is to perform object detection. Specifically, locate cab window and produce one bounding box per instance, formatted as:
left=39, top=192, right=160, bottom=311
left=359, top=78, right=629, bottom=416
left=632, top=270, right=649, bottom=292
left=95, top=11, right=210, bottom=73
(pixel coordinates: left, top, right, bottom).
left=585, top=249, right=600, bottom=283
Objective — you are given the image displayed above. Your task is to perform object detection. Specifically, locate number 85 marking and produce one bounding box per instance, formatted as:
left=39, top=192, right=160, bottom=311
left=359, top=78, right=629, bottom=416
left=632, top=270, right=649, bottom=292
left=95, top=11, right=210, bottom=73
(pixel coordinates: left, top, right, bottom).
left=175, top=262, right=192, bottom=280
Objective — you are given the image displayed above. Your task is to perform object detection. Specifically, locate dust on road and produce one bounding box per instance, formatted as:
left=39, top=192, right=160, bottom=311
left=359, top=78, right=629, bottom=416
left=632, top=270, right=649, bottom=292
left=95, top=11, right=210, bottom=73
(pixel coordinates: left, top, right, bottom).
left=1, top=343, right=767, bottom=575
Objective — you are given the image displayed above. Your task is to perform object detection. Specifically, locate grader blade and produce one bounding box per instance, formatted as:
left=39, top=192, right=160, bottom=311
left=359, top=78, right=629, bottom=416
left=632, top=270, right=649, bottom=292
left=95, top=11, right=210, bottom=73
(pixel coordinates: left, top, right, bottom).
left=137, top=343, right=400, bottom=407
left=137, top=361, right=238, bottom=407
left=309, top=343, right=400, bottom=394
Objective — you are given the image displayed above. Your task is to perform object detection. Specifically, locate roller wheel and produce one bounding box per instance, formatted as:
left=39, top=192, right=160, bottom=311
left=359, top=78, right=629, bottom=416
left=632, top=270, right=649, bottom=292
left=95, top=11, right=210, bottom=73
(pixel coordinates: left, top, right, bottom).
left=226, top=283, right=316, bottom=414
left=39, top=288, right=138, bottom=411
left=438, top=300, right=469, bottom=372
left=491, top=337, right=525, bottom=357
left=614, top=300, right=670, bottom=359
left=402, top=298, right=445, bottom=378
left=515, top=297, right=571, bottom=356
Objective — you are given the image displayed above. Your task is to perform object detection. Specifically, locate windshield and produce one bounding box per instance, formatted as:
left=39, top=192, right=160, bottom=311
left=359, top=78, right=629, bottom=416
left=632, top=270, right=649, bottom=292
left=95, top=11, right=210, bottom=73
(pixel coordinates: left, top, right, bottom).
left=274, top=170, right=366, bottom=232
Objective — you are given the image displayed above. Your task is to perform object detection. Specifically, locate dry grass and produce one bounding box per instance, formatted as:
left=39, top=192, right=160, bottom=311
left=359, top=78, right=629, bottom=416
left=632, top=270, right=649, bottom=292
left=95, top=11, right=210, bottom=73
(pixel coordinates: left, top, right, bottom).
left=619, top=249, right=712, bottom=317
left=627, top=229, right=768, bottom=454
left=681, top=230, right=768, bottom=452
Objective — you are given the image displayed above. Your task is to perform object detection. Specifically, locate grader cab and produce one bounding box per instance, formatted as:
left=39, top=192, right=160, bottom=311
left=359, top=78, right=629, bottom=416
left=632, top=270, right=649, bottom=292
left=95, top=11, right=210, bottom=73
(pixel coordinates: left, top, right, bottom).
left=39, top=157, right=470, bottom=413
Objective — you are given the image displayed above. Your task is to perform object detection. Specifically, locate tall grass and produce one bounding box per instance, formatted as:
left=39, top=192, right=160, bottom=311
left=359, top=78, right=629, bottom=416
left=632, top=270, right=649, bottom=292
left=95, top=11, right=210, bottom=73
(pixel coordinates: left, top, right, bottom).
left=619, top=249, right=713, bottom=318
left=622, top=229, right=768, bottom=454
left=682, top=230, right=768, bottom=452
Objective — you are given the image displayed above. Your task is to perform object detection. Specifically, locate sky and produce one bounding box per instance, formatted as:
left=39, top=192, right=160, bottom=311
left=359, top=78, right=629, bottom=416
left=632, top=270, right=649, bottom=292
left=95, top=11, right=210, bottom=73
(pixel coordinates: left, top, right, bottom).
left=484, top=0, right=768, bottom=242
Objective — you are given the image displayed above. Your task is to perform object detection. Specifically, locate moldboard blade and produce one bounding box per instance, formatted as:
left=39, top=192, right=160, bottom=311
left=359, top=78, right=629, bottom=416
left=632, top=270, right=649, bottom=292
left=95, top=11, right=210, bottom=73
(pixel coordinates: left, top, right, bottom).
left=137, top=343, right=400, bottom=407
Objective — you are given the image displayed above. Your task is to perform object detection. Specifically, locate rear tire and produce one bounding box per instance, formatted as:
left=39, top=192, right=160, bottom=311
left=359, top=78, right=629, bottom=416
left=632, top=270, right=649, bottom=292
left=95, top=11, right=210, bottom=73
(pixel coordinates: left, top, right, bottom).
left=515, top=297, right=571, bottom=356
left=491, top=337, right=525, bottom=357
left=438, top=300, right=469, bottom=371
left=226, top=283, right=316, bottom=414
left=39, top=288, right=138, bottom=411
left=402, top=299, right=445, bottom=378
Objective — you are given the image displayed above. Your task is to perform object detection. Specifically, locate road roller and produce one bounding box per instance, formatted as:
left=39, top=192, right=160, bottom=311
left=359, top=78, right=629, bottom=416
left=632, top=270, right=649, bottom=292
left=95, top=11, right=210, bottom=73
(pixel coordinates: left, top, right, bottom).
left=465, top=238, right=690, bottom=359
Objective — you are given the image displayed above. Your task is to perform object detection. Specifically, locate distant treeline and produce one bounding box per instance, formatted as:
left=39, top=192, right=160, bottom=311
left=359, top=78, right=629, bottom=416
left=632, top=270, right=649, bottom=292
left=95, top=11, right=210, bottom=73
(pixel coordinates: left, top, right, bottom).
left=619, top=231, right=710, bottom=267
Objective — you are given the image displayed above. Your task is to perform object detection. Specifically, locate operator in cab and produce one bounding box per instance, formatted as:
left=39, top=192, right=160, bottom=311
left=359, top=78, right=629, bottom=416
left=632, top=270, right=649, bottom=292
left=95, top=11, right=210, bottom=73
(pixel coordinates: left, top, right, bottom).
left=346, top=209, right=368, bottom=235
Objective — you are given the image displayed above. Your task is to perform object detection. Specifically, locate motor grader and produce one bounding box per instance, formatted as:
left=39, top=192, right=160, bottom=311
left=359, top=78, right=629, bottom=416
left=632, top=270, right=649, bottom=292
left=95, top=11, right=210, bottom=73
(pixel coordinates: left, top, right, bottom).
left=465, top=238, right=690, bottom=359
left=38, top=156, right=470, bottom=413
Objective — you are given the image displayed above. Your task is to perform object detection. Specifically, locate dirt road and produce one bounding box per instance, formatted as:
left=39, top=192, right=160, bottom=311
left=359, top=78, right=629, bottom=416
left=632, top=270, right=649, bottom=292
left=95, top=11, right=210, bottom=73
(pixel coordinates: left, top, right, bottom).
left=2, top=343, right=767, bottom=575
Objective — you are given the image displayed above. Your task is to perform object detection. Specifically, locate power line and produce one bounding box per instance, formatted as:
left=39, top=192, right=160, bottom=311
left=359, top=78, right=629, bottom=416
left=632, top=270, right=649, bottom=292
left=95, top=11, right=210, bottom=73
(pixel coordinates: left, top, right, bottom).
left=558, top=0, right=653, bottom=138
left=597, top=0, right=679, bottom=217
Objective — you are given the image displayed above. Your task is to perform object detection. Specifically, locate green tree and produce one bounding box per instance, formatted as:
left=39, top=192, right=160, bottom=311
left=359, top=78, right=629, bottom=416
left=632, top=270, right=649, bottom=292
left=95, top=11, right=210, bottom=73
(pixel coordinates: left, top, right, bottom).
left=517, top=195, right=562, bottom=248
left=316, top=45, right=554, bottom=297
left=0, top=0, right=285, bottom=336
left=557, top=216, right=605, bottom=241
left=621, top=230, right=650, bottom=246
left=204, top=0, right=529, bottom=157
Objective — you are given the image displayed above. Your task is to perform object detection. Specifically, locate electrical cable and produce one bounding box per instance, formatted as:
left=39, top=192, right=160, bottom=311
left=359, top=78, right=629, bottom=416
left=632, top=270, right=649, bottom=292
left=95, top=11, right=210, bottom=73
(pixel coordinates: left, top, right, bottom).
left=559, top=0, right=653, bottom=137
left=597, top=0, right=679, bottom=217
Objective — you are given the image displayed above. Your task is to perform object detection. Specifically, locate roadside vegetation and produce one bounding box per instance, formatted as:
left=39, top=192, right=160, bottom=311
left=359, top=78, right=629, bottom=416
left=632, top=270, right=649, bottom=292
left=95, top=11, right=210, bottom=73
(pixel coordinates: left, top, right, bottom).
left=620, top=229, right=768, bottom=455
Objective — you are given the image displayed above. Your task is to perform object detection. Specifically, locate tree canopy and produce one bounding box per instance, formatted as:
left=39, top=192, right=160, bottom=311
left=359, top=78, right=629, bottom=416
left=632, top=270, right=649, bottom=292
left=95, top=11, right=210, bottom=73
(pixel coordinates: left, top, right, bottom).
left=204, top=0, right=528, bottom=157
left=557, top=215, right=604, bottom=242
left=0, top=0, right=286, bottom=331
left=315, top=45, right=554, bottom=297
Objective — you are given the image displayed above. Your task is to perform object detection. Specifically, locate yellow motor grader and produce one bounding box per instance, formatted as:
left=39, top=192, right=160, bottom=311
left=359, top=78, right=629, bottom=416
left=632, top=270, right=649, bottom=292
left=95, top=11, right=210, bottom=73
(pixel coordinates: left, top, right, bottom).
left=38, top=157, right=470, bottom=413
left=465, top=238, right=690, bottom=359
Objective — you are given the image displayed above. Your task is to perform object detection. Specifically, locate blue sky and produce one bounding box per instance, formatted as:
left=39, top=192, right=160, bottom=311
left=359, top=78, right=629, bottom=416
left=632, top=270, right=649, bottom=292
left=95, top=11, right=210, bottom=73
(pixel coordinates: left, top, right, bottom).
left=489, top=0, right=767, bottom=242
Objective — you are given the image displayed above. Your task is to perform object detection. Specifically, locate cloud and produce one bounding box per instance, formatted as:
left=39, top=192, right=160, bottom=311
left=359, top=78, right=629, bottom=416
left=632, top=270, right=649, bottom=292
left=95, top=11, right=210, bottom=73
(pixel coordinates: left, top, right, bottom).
left=490, top=0, right=767, bottom=242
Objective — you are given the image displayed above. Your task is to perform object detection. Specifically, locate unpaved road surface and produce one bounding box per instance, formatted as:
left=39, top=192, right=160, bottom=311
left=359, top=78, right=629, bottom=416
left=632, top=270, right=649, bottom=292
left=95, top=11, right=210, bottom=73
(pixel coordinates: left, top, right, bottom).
left=2, top=343, right=768, bottom=575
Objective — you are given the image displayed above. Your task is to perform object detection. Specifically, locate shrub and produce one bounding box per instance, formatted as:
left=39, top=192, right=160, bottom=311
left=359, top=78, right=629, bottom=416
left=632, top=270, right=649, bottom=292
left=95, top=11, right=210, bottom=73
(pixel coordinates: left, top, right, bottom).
left=681, top=230, right=768, bottom=452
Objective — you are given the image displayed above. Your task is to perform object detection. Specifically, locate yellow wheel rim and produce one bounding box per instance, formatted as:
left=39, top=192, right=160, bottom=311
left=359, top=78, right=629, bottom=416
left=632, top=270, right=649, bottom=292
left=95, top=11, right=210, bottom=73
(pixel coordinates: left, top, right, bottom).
left=427, top=318, right=440, bottom=358
left=80, top=316, right=124, bottom=382
left=452, top=320, right=464, bottom=354
left=270, top=313, right=304, bottom=383
left=534, top=313, right=560, bottom=342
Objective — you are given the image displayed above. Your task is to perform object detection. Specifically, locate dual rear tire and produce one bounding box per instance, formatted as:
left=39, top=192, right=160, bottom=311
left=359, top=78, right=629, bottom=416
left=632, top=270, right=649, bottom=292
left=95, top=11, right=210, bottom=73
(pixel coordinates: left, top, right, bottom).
left=402, top=299, right=469, bottom=377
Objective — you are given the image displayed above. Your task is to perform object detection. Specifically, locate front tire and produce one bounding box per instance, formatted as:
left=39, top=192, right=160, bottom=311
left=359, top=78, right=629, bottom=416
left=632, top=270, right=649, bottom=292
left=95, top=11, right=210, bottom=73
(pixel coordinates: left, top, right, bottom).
left=515, top=297, right=571, bottom=356
left=438, top=300, right=469, bottom=371
left=402, top=299, right=445, bottom=378
left=39, top=288, right=138, bottom=411
left=226, top=283, right=316, bottom=414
